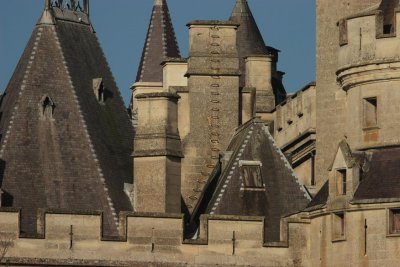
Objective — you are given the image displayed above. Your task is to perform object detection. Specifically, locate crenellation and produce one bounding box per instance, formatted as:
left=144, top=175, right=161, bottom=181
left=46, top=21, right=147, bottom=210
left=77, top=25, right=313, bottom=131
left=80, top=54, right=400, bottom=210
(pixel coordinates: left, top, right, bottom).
left=0, top=210, right=313, bottom=266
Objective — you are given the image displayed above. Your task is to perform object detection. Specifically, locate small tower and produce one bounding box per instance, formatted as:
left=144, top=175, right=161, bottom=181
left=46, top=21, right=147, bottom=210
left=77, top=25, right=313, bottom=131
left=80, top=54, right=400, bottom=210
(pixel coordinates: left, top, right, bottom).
left=337, top=0, right=400, bottom=151
left=133, top=91, right=182, bottom=214
left=229, top=0, right=286, bottom=116
left=130, top=0, right=181, bottom=124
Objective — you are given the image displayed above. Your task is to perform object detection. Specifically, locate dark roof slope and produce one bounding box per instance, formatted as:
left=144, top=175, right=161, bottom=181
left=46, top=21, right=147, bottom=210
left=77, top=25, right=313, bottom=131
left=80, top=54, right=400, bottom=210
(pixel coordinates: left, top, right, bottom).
left=306, top=145, right=400, bottom=209
left=135, top=0, right=181, bottom=83
left=354, top=147, right=400, bottom=202
left=0, top=6, right=133, bottom=236
left=229, top=0, right=268, bottom=88
left=201, top=119, right=310, bottom=242
left=305, top=181, right=329, bottom=210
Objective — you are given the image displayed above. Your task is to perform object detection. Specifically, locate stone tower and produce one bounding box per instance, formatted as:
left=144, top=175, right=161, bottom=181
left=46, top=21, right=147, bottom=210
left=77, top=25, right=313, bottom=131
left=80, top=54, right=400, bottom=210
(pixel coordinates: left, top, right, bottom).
left=230, top=0, right=287, bottom=113
left=337, top=0, right=400, bottom=151
left=181, top=20, right=240, bottom=212
left=0, top=0, right=134, bottom=236
left=315, top=0, right=379, bottom=187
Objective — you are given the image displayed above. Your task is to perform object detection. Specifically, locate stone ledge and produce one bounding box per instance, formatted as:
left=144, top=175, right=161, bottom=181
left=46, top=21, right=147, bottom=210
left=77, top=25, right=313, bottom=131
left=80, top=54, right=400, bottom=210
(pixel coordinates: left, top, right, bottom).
left=135, top=92, right=180, bottom=100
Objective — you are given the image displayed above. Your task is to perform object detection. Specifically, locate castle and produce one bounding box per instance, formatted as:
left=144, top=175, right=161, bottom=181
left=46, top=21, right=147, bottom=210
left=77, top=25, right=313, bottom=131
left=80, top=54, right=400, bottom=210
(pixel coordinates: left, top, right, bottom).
left=0, top=0, right=399, bottom=266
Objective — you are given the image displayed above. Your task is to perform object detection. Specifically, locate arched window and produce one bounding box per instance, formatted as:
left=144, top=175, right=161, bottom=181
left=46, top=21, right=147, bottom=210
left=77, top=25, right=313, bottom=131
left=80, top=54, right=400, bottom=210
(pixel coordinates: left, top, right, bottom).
left=40, top=95, right=56, bottom=120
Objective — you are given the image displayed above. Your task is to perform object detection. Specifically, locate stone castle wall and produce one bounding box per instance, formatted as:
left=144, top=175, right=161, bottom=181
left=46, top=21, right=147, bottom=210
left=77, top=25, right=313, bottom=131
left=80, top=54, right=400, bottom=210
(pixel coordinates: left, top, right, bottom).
left=315, top=0, right=379, bottom=188
left=0, top=210, right=310, bottom=267
left=337, top=11, right=400, bottom=151
left=1, top=205, right=400, bottom=266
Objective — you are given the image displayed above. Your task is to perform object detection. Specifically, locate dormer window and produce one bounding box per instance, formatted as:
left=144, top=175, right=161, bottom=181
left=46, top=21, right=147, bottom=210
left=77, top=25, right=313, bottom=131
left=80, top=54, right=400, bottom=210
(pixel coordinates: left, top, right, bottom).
left=93, top=78, right=105, bottom=103
left=335, top=169, right=347, bottom=196
left=40, top=95, right=55, bottom=120
left=240, top=161, right=264, bottom=190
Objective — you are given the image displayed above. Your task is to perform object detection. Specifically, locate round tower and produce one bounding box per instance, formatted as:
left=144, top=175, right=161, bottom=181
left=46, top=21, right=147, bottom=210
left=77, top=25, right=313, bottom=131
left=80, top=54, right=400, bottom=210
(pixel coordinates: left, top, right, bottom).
left=337, top=0, right=400, bottom=150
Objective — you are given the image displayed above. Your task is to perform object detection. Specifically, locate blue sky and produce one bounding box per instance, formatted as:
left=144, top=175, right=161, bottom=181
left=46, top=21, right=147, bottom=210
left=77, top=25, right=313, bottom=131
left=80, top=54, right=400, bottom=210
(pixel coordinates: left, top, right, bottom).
left=0, top=0, right=315, bottom=105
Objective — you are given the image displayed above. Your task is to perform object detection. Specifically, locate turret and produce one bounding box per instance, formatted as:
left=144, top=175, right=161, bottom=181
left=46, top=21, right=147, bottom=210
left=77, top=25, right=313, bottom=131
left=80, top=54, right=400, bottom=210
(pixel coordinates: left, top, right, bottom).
left=337, top=0, right=400, bottom=151
left=130, top=0, right=181, bottom=125
left=229, top=0, right=286, bottom=119
left=133, top=91, right=182, bottom=213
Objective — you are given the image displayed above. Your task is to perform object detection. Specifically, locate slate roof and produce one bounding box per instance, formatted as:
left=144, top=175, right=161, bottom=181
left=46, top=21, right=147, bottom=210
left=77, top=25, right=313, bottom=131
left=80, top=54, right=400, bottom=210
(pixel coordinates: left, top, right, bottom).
left=229, top=0, right=287, bottom=105
left=353, top=147, right=400, bottom=202
left=195, top=119, right=311, bottom=242
left=305, top=181, right=329, bottom=211
left=135, top=0, right=181, bottom=83
left=230, top=0, right=268, bottom=88
left=307, top=145, right=400, bottom=209
left=0, top=6, right=133, bottom=236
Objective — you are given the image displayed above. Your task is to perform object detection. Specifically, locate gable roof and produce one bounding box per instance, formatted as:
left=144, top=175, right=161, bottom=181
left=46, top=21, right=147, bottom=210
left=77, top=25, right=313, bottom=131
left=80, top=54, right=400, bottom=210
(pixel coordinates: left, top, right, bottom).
left=194, top=119, right=310, bottom=242
left=0, top=5, right=133, bottom=236
left=135, top=0, right=181, bottom=83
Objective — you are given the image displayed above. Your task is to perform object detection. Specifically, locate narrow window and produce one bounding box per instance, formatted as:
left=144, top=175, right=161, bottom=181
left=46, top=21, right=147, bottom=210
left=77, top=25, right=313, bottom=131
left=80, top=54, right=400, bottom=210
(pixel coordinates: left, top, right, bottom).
left=333, top=212, right=345, bottom=240
left=311, top=152, right=316, bottom=186
left=40, top=95, right=55, bottom=120
left=240, top=161, right=263, bottom=190
left=336, top=169, right=347, bottom=195
left=93, top=78, right=105, bottom=103
left=389, top=209, right=400, bottom=234
left=363, top=97, right=377, bottom=128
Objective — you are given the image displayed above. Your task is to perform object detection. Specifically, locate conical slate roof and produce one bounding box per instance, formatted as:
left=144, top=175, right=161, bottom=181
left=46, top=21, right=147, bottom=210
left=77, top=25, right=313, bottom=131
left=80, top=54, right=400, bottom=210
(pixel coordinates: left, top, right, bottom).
left=230, top=0, right=269, bottom=88
left=135, top=0, right=181, bottom=83
left=192, top=119, right=311, bottom=242
left=0, top=3, right=133, bottom=236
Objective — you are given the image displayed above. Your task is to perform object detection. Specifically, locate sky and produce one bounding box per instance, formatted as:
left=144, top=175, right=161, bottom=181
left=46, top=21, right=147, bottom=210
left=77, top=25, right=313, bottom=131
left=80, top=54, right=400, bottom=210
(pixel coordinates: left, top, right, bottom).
left=0, top=0, right=315, bottom=106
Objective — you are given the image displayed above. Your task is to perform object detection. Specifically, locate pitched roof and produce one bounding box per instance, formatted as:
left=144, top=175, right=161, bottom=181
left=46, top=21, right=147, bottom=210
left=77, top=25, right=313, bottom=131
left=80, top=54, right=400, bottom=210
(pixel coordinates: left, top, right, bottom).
left=353, top=147, right=400, bottom=202
left=195, top=119, right=310, bottom=242
left=229, top=0, right=269, bottom=88
left=135, top=0, right=181, bottom=83
left=307, top=145, right=400, bottom=208
left=0, top=4, right=133, bottom=236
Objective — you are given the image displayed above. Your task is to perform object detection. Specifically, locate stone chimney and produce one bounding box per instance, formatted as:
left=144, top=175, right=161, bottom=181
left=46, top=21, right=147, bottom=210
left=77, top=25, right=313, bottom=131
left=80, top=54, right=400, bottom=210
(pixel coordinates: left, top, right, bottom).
left=133, top=91, right=182, bottom=214
left=245, top=55, right=275, bottom=120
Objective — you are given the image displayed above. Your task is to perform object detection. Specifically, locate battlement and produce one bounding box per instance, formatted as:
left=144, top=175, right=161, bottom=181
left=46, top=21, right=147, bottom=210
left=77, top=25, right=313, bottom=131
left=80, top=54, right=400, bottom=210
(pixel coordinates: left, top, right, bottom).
left=0, top=209, right=310, bottom=266
left=337, top=9, right=400, bottom=90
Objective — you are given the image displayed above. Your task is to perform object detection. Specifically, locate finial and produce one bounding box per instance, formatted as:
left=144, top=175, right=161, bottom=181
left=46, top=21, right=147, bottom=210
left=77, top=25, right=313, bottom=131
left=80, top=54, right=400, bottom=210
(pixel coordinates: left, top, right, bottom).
left=44, top=0, right=50, bottom=10
left=154, top=0, right=164, bottom=6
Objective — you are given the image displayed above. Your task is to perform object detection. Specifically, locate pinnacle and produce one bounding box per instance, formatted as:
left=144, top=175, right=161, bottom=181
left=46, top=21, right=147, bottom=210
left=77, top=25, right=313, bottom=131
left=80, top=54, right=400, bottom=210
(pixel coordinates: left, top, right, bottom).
left=231, top=0, right=251, bottom=17
left=135, top=0, right=180, bottom=83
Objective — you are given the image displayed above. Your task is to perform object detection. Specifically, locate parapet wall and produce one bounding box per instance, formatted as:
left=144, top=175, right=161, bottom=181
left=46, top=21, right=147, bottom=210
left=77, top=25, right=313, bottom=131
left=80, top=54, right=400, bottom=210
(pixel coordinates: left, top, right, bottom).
left=338, top=11, right=400, bottom=89
left=0, top=209, right=310, bottom=266
left=274, top=83, right=316, bottom=149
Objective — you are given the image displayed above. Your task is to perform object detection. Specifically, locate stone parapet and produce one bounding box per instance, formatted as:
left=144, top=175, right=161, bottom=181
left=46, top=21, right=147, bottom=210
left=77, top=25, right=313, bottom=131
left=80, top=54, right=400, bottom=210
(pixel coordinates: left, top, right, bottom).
left=0, top=210, right=310, bottom=267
